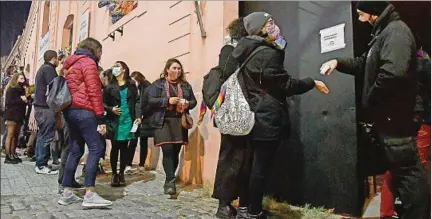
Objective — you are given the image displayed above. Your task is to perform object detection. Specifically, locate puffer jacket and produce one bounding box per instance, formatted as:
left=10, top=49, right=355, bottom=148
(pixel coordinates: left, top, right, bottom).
left=63, top=48, right=104, bottom=117
left=231, top=36, right=315, bottom=141
left=336, top=4, right=418, bottom=136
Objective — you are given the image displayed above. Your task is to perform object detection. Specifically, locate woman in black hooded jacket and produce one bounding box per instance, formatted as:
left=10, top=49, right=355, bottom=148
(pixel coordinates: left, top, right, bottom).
left=227, top=12, right=329, bottom=218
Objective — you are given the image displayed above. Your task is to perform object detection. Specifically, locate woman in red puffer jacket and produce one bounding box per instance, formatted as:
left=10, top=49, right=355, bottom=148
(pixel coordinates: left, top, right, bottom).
left=58, top=38, right=112, bottom=209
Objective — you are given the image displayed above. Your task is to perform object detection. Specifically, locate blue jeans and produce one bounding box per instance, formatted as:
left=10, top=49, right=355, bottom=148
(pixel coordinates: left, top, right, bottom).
left=35, top=107, right=56, bottom=168
left=62, top=108, right=104, bottom=188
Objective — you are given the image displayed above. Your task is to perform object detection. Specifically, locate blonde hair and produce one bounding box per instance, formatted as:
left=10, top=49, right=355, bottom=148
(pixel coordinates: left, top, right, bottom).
left=3, top=73, right=25, bottom=106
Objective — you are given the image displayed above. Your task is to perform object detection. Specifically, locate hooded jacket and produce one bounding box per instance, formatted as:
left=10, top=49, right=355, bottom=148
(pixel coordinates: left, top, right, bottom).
left=232, top=36, right=315, bottom=140
left=336, top=4, right=418, bottom=136
left=63, top=48, right=104, bottom=117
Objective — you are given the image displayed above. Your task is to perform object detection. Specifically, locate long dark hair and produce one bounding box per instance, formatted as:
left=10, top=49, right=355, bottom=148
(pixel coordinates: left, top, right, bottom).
left=110, top=61, right=130, bottom=84
left=160, top=58, right=185, bottom=82
left=131, top=71, right=146, bottom=85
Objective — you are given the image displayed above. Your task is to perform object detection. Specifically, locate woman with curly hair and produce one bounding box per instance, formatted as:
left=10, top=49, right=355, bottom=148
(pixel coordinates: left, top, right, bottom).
left=211, top=17, right=250, bottom=219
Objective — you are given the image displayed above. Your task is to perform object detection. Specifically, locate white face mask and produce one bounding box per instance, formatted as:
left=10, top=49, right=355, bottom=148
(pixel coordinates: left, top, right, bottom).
left=112, top=67, right=121, bottom=77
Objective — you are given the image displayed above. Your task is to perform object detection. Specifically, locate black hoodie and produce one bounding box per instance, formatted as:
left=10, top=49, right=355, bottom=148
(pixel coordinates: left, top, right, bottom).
left=231, top=36, right=315, bottom=141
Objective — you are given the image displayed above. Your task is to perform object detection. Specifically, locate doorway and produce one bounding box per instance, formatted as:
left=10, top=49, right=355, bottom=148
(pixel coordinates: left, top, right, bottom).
left=352, top=1, right=431, bottom=217
left=240, top=1, right=361, bottom=217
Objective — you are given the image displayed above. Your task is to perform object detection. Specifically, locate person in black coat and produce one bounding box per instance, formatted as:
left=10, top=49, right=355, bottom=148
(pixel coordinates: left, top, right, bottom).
left=148, top=58, right=197, bottom=195
left=103, top=61, right=141, bottom=187
left=229, top=12, right=329, bottom=218
left=3, top=73, right=27, bottom=164
left=320, top=2, right=429, bottom=219
left=211, top=17, right=251, bottom=219
left=126, top=71, right=153, bottom=173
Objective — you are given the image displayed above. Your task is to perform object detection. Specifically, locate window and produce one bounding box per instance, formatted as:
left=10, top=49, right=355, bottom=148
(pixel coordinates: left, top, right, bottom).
left=41, top=1, right=50, bottom=37
left=98, top=0, right=138, bottom=25
left=61, top=14, right=74, bottom=56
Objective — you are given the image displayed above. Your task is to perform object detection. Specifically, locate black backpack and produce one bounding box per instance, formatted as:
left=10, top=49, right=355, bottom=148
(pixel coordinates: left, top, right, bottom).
left=202, top=66, right=224, bottom=109
left=202, top=45, right=235, bottom=109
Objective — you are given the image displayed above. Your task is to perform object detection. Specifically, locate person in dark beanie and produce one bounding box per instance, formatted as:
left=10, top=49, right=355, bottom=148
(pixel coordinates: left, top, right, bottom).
left=227, top=12, right=329, bottom=219
left=320, top=2, right=429, bottom=219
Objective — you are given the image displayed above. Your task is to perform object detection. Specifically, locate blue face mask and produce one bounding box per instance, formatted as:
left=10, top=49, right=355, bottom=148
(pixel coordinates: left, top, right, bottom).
left=112, top=67, right=121, bottom=77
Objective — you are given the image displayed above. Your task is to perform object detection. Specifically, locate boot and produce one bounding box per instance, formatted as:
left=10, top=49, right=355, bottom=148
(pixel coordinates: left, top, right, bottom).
left=118, top=173, right=126, bottom=187
left=13, top=154, right=22, bottom=163
left=163, top=180, right=176, bottom=195
left=111, top=173, right=120, bottom=187
left=236, top=207, right=248, bottom=219
left=216, top=201, right=237, bottom=219
left=4, top=154, right=18, bottom=164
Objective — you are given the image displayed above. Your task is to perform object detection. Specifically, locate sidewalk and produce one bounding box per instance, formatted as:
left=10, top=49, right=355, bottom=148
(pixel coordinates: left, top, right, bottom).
left=0, top=156, right=220, bottom=219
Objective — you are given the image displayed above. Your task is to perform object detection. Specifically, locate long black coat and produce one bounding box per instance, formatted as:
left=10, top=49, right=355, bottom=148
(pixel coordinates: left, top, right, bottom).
left=231, top=36, right=315, bottom=141
left=103, top=80, right=140, bottom=139
left=336, top=4, right=418, bottom=136
left=4, top=86, right=27, bottom=124
left=137, top=80, right=154, bottom=137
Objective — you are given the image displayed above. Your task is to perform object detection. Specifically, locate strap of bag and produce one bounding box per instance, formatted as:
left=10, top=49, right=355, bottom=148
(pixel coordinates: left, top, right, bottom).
left=238, top=46, right=268, bottom=71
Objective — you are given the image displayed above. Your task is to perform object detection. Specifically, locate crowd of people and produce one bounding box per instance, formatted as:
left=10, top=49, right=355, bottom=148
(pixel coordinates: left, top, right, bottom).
left=1, top=1, right=430, bottom=219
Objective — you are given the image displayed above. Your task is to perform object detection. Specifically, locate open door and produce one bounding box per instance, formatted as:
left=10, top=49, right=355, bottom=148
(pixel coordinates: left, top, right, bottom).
left=240, top=1, right=362, bottom=216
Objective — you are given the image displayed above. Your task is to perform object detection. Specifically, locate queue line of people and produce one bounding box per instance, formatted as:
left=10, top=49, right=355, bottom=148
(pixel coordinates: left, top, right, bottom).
left=1, top=1, right=429, bottom=218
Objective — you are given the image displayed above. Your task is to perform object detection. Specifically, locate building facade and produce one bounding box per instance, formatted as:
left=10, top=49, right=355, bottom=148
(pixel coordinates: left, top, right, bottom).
left=5, top=1, right=238, bottom=186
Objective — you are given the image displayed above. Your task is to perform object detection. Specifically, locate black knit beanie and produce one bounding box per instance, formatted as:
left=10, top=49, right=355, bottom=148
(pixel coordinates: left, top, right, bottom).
left=356, top=1, right=390, bottom=16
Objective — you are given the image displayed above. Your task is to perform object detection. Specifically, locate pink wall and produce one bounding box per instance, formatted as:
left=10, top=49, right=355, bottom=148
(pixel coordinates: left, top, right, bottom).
left=27, top=1, right=239, bottom=185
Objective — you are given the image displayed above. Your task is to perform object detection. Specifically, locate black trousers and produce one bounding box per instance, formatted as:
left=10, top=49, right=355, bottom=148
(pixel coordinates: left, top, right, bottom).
left=110, top=140, right=129, bottom=174
left=127, top=137, right=149, bottom=167
left=161, top=143, right=182, bottom=183
left=212, top=134, right=252, bottom=201
left=212, top=134, right=278, bottom=214
left=379, top=135, right=430, bottom=219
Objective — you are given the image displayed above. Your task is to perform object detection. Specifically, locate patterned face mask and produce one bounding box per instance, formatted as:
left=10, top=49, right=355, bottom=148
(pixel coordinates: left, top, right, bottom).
left=267, top=20, right=287, bottom=50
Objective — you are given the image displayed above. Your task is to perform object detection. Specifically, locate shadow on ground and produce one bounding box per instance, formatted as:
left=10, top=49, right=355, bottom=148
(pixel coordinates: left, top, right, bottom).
left=77, top=162, right=156, bottom=201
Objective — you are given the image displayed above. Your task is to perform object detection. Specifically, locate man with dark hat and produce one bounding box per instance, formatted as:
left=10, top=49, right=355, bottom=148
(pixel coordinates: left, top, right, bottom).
left=320, top=1, right=429, bottom=219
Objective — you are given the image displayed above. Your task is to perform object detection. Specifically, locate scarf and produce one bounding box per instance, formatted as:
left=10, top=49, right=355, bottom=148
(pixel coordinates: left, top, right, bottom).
left=165, top=79, right=183, bottom=112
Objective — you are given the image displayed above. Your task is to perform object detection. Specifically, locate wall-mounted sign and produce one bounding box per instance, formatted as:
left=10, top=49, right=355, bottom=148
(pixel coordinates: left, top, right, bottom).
left=38, top=32, right=50, bottom=60
left=319, top=23, right=346, bottom=53
left=79, top=10, right=90, bottom=42
left=37, top=32, right=50, bottom=67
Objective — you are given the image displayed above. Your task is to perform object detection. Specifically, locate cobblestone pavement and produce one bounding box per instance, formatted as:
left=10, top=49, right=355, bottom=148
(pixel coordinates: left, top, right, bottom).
left=1, top=157, right=220, bottom=219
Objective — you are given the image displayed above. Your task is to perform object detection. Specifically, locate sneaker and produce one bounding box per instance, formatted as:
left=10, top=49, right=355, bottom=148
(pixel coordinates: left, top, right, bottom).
left=58, top=191, right=82, bottom=205
left=52, top=160, right=60, bottom=165
left=125, top=166, right=133, bottom=175
left=35, top=166, right=58, bottom=175
left=236, top=207, right=249, bottom=219
left=138, top=166, right=145, bottom=172
left=82, top=192, right=112, bottom=208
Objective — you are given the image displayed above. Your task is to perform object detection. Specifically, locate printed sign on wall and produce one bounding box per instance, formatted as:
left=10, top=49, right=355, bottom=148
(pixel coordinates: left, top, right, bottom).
left=79, top=10, right=90, bottom=42
left=319, top=23, right=346, bottom=53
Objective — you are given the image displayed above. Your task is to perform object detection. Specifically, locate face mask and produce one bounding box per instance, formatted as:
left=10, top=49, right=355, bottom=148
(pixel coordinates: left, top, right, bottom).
left=112, top=67, right=121, bottom=77
left=18, top=82, right=25, bottom=86
left=268, top=23, right=287, bottom=50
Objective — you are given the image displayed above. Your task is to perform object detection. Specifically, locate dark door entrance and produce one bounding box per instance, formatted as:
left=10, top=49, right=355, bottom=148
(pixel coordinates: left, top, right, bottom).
left=240, top=1, right=362, bottom=216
